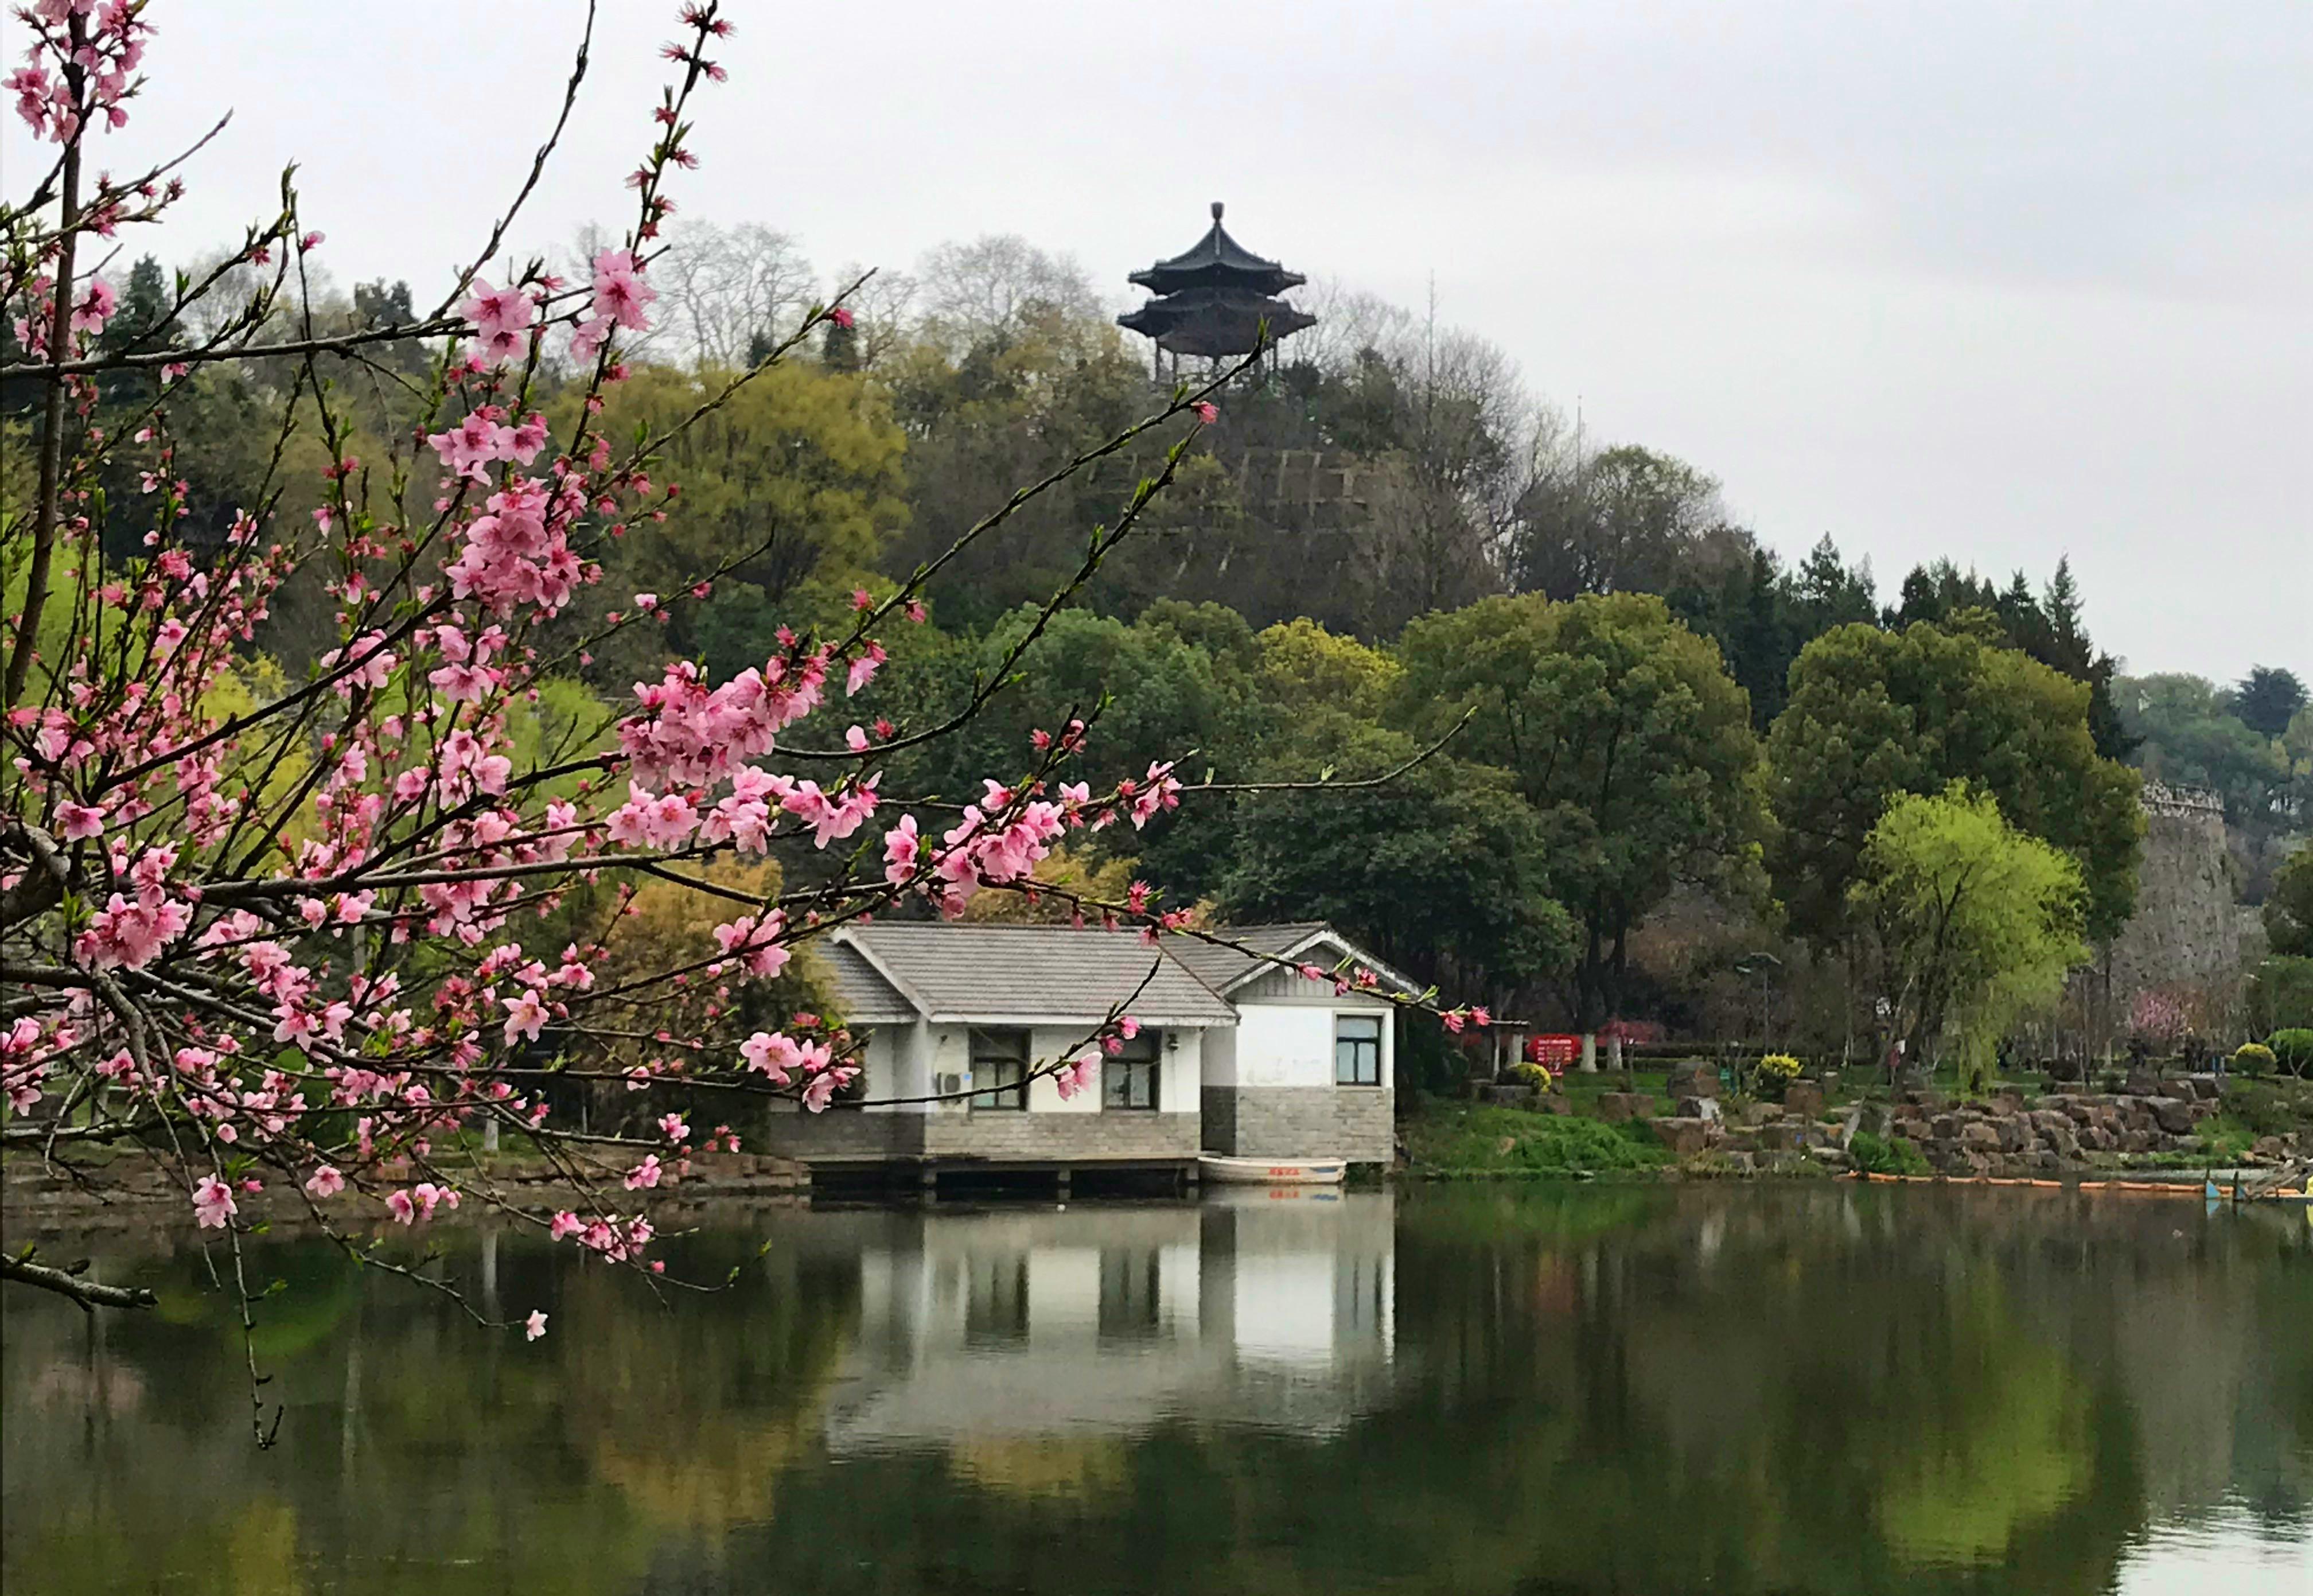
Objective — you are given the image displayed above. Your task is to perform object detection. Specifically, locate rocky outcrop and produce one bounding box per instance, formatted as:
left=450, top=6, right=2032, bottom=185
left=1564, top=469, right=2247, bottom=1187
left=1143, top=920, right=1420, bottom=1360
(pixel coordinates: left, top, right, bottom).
left=1872, top=1076, right=2305, bottom=1177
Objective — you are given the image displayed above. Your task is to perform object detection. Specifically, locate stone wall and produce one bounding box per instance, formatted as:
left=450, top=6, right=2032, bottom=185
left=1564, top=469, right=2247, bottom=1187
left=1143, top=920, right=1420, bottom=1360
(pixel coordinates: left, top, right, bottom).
left=922, top=1110, right=1199, bottom=1162
left=2091, top=783, right=2238, bottom=1014
left=749, top=1108, right=927, bottom=1161
left=1203, top=1086, right=1394, bottom=1164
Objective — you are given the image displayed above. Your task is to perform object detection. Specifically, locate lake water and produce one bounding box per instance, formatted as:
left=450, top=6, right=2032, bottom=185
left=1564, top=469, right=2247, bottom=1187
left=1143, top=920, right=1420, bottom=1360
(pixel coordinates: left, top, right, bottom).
left=4, top=1184, right=2308, bottom=1594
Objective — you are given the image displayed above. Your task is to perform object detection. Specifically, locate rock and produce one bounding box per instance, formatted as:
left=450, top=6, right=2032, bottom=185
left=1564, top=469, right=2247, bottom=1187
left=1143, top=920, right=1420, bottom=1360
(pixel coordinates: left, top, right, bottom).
left=2148, top=1097, right=2196, bottom=1136
left=2030, top=1111, right=2080, bottom=1158
left=2123, top=1071, right=2159, bottom=1097
left=2184, top=1073, right=2221, bottom=1101
left=1495, top=1136, right=1519, bottom=1157
left=1650, top=1117, right=1715, bottom=1156
left=1666, top=1063, right=1720, bottom=1100
left=1595, top=1092, right=1649, bottom=1124
left=2252, top=1136, right=2285, bottom=1162
left=1932, top=1114, right=1960, bottom=1142
left=1991, top=1088, right=2028, bottom=1114
left=1993, top=1115, right=2031, bottom=1154
left=2061, top=1099, right=2097, bottom=1126
left=1959, top=1121, right=2002, bottom=1150
left=2120, top=1130, right=2154, bottom=1154
left=1757, top=1123, right=1804, bottom=1153
left=1784, top=1080, right=1826, bottom=1119
left=2080, top=1124, right=2115, bottom=1153
left=1675, top=1096, right=1723, bottom=1123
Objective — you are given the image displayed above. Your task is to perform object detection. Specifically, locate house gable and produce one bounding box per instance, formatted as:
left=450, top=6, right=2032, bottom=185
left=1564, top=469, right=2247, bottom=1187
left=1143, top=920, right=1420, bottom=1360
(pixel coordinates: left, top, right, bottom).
left=1170, top=925, right=1423, bottom=1004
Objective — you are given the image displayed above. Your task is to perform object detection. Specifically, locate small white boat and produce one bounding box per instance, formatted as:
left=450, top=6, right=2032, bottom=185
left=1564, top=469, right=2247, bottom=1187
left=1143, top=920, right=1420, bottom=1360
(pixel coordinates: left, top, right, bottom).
left=1197, top=1154, right=1347, bottom=1186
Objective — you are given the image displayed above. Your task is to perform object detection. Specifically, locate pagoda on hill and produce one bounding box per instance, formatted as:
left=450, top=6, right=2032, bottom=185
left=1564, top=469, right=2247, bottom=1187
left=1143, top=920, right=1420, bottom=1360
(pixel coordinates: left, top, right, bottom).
left=1118, top=203, right=1316, bottom=376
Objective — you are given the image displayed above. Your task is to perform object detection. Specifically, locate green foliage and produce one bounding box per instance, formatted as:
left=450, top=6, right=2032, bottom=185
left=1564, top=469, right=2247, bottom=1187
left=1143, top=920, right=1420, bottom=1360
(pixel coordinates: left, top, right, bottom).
left=2265, top=843, right=2313, bottom=958
left=1769, top=620, right=2141, bottom=947
left=574, top=361, right=908, bottom=686
left=2117, top=672, right=2292, bottom=843
left=2219, top=1077, right=2313, bottom=1135
left=1506, top=1062, right=1553, bottom=1089
left=1395, top=591, right=1765, bottom=1028
left=1221, top=733, right=1576, bottom=995
left=2232, top=1043, right=2277, bottom=1077
left=2247, top=956, right=2313, bottom=1036
left=1848, top=1130, right=1931, bottom=1176
left=1850, top=786, right=2089, bottom=1097
left=2269, top=1029, right=2313, bottom=1079
left=2233, top=666, right=2308, bottom=740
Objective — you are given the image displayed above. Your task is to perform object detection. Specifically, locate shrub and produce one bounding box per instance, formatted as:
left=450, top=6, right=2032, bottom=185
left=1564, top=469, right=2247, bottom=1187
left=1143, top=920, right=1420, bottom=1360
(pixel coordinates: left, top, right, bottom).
left=2271, top=1029, right=2313, bottom=1078
left=1754, top=1052, right=1802, bottom=1101
left=2232, top=1042, right=2276, bottom=1078
left=2218, top=1080, right=2305, bottom=1139
left=1507, top=1062, right=1555, bottom=1091
left=1849, top=1130, right=1931, bottom=1176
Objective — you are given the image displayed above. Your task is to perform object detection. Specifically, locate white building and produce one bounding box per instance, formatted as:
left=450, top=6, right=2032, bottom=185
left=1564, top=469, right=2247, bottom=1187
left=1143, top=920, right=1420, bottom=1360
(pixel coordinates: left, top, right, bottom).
left=765, top=921, right=1415, bottom=1179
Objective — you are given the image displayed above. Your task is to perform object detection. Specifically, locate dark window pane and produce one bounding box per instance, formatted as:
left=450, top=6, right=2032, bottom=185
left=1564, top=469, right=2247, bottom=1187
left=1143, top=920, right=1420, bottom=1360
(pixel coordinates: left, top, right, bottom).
left=1102, top=1030, right=1161, bottom=1110
left=969, top=1027, right=1029, bottom=1110
left=1335, top=1015, right=1382, bottom=1085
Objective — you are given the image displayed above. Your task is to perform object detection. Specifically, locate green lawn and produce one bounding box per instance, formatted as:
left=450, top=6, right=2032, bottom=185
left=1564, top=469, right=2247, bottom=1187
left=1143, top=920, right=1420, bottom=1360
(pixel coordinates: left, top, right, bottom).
left=1401, top=1102, right=1671, bottom=1179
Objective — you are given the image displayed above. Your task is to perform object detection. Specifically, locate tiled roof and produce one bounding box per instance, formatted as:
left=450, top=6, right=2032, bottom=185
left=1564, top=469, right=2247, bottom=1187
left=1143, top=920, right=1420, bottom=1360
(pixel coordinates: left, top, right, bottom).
left=1164, top=924, right=1332, bottom=994
left=1168, top=924, right=1425, bottom=999
left=830, top=924, right=1238, bottom=1026
left=820, top=940, right=919, bottom=1024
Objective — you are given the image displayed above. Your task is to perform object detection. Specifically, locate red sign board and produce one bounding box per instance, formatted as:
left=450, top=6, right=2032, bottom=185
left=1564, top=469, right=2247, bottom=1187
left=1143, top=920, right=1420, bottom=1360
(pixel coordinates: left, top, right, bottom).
left=1526, top=1034, right=1580, bottom=1067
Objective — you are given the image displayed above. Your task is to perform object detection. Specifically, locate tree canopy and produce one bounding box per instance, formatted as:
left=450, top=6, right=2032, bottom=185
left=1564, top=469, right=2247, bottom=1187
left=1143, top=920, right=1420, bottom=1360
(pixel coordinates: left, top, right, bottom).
left=1767, top=620, right=2141, bottom=948
left=1849, top=787, right=2089, bottom=1096
left=1395, top=592, right=1764, bottom=1029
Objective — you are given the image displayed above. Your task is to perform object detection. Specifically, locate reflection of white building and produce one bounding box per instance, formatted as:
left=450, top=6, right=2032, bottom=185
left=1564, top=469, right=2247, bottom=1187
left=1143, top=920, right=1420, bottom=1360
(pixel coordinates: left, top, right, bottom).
left=816, top=1192, right=1397, bottom=1451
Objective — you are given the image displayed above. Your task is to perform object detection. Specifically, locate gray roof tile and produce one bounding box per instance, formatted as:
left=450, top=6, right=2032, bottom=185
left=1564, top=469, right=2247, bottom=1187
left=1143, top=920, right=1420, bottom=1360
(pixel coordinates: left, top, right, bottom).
left=820, top=941, right=919, bottom=1023
left=831, top=923, right=1237, bottom=1025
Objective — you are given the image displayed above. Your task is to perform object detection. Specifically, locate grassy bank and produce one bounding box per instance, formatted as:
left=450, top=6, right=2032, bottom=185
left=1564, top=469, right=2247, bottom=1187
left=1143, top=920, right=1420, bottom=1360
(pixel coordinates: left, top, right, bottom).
left=1401, top=1102, right=1672, bottom=1179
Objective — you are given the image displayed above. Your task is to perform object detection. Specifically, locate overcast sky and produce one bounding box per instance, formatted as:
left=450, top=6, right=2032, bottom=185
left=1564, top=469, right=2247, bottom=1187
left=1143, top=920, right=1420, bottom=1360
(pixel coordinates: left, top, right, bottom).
left=10, top=1, right=2307, bottom=681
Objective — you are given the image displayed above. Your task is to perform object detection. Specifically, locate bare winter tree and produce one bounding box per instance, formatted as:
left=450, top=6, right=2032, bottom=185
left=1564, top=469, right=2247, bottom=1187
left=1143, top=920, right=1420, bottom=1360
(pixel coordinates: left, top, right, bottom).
left=652, top=219, right=816, bottom=369
left=916, top=234, right=1105, bottom=355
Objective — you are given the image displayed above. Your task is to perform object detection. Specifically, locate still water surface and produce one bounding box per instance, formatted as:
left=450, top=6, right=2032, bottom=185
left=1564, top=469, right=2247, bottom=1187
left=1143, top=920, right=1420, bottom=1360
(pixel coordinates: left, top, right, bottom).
left=4, top=1185, right=2309, bottom=1594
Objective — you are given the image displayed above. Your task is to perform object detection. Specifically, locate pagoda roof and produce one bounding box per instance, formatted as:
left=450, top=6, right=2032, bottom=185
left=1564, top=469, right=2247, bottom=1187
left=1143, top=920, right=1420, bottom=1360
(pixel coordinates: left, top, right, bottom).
left=1116, top=289, right=1316, bottom=358
left=1128, top=203, right=1307, bottom=297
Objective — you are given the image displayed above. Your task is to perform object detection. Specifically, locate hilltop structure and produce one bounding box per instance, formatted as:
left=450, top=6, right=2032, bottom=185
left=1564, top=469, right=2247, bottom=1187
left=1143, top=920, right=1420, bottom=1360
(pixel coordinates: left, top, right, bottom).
left=1117, top=203, right=1316, bottom=376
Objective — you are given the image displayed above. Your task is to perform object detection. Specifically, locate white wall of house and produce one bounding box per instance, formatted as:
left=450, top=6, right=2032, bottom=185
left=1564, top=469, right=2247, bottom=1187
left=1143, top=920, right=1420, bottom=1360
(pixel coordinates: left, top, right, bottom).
left=1210, top=999, right=1393, bottom=1089
left=884, top=1021, right=1212, bottom=1114
left=856, top=1021, right=932, bottom=1113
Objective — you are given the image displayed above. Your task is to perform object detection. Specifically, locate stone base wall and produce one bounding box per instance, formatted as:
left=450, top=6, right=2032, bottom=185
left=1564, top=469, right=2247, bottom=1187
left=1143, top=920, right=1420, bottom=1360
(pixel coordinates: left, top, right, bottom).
left=748, top=1109, right=928, bottom=1161
left=1202, top=1087, right=1395, bottom=1165
left=923, top=1110, right=1200, bottom=1163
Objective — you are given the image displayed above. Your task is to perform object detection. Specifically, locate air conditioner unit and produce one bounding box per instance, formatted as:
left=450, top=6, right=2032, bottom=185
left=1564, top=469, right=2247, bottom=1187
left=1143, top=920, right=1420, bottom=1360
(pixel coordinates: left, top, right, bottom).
left=936, top=1071, right=967, bottom=1098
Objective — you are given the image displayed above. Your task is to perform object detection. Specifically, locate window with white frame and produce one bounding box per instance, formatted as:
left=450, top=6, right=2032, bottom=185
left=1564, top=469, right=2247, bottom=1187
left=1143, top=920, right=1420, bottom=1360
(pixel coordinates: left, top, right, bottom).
left=1334, top=1014, right=1383, bottom=1085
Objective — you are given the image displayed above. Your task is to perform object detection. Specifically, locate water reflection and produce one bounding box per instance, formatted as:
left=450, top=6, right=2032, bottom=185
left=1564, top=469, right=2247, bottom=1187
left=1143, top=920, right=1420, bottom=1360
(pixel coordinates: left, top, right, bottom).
left=824, top=1190, right=1397, bottom=1459
left=2, top=1185, right=2308, bottom=1595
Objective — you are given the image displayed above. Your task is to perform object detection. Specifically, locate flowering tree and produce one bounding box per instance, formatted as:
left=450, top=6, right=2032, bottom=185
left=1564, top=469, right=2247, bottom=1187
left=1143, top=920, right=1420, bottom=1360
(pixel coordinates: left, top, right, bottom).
left=1, top=1, right=1475, bottom=1424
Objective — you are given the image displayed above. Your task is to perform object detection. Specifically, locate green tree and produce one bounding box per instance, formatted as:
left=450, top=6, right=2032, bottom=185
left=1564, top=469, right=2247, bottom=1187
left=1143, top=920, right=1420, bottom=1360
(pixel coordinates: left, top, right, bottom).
left=577, top=360, right=908, bottom=686
left=1395, top=591, right=1764, bottom=1030
left=1512, top=442, right=1750, bottom=603
left=1850, top=787, right=2089, bottom=1095
left=2116, top=672, right=2288, bottom=828
left=1221, top=727, right=1575, bottom=1003
left=2266, top=842, right=2313, bottom=957
left=870, top=605, right=1264, bottom=900
left=2233, top=666, right=2308, bottom=741
left=1768, top=621, right=2141, bottom=949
